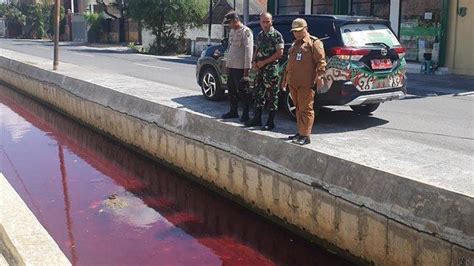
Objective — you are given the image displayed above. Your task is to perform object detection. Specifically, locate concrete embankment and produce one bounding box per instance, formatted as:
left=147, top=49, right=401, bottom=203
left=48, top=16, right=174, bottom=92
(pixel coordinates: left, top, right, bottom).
left=0, top=174, right=71, bottom=266
left=0, top=49, right=472, bottom=265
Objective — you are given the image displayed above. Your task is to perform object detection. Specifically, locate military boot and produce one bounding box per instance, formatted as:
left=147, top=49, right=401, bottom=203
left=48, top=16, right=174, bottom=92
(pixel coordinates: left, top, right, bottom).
left=222, top=101, right=239, bottom=119
left=244, top=108, right=262, bottom=127
left=262, top=110, right=276, bottom=131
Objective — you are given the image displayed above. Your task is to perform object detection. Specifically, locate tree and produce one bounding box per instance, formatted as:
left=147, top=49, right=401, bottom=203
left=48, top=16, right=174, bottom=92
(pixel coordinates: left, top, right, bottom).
left=128, top=0, right=206, bottom=54
left=96, top=0, right=129, bottom=42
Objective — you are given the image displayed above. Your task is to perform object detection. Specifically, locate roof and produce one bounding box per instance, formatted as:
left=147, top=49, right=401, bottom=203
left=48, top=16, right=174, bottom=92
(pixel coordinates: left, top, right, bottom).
left=203, top=0, right=267, bottom=24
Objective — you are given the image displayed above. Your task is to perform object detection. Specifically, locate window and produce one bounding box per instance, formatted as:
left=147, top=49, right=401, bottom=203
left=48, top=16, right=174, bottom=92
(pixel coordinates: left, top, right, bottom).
left=351, top=0, right=390, bottom=19
left=278, top=0, right=305, bottom=15
left=340, top=24, right=400, bottom=47
left=312, top=0, right=333, bottom=14
left=399, top=0, right=443, bottom=62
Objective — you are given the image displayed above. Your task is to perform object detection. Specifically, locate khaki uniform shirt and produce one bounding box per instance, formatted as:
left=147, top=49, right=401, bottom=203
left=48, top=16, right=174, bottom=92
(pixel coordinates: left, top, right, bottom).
left=285, top=35, right=327, bottom=87
left=226, top=25, right=254, bottom=70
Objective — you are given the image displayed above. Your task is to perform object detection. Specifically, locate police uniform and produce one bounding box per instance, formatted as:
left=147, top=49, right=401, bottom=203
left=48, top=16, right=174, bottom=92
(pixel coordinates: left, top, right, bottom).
left=283, top=19, right=326, bottom=144
left=245, top=26, right=284, bottom=130
left=222, top=12, right=254, bottom=121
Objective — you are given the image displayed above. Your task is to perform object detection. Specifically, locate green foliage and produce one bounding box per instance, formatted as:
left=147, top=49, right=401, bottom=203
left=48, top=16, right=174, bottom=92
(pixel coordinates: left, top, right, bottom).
left=0, top=2, right=65, bottom=39
left=84, top=11, right=106, bottom=42
left=128, top=0, right=206, bottom=54
left=0, top=3, right=26, bottom=26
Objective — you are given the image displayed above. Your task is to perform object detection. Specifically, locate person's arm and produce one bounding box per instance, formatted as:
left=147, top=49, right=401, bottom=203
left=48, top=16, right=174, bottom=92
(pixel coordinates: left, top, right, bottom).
left=312, top=39, right=327, bottom=87
left=257, top=31, right=285, bottom=67
left=258, top=49, right=283, bottom=67
left=252, top=33, right=259, bottom=70
left=243, top=28, right=253, bottom=77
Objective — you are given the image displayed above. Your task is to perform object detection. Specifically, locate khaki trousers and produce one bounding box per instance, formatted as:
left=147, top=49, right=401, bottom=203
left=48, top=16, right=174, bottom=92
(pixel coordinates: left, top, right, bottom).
left=289, top=85, right=315, bottom=136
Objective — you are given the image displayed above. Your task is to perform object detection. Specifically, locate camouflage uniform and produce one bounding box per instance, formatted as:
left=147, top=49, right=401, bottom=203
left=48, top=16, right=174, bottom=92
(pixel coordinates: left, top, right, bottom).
left=254, top=27, right=284, bottom=111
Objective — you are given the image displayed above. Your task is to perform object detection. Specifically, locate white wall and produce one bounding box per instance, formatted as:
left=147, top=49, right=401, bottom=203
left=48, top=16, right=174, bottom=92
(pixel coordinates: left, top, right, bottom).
left=141, top=29, right=155, bottom=49
left=305, top=0, right=311, bottom=14
left=141, top=24, right=225, bottom=55
left=389, top=0, right=400, bottom=35
left=186, top=24, right=225, bottom=41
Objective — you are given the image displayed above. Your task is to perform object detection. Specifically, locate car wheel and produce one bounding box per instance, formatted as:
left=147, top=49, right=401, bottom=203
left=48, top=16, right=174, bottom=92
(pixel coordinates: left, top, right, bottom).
left=200, top=68, right=224, bottom=101
left=350, top=103, right=380, bottom=115
left=284, top=91, right=297, bottom=120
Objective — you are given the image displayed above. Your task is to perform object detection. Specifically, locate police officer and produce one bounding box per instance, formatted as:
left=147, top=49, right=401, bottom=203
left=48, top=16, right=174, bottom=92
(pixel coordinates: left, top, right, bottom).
left=222, top=11, right=254, bottom=122
left=281, top=18, right=327, bottom=145
left=245, top=12, right=284, bottom=131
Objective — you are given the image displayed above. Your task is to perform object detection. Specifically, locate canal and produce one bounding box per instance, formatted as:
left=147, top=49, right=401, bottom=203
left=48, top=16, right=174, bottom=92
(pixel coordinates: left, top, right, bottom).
left=0, top=84, right=351, bottom=266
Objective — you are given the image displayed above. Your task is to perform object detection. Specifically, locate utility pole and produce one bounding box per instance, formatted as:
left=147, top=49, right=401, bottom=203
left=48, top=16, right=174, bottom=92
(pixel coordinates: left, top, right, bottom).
left=53, top=0, right=60, bottom=70
left=243, top=0, right=249, bottom=24
left=207, top=0, right=213, bottom=46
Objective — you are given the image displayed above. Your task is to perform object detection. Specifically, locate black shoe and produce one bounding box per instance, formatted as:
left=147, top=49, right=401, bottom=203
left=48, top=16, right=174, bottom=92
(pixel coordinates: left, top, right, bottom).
left=222, top=111, right=239, bottom=119
left=262, top=110, right=276, bottom=131
left=240, top=105, right=250, bottom=122
left=292, top=136, right=311, bottom=145
left=288, top=133, right=300, bottom=140
left=244, top=109, right=262, bottom=127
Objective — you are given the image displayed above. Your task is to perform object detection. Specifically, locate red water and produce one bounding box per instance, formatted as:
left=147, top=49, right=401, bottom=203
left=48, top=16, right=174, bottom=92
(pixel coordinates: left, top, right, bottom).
left=0, top=85, right=351, bottom=266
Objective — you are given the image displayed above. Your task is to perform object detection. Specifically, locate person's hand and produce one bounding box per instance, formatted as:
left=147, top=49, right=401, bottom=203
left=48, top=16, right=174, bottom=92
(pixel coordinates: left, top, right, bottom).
left=315, top=76, right=326, bottom=90
left=241, top=76, right=251, bottom=82
left=256, top=61, right=265, bottom=69
left=252, top=62, right=259, bottom=71
left=280, top=80, right=287, bottom=91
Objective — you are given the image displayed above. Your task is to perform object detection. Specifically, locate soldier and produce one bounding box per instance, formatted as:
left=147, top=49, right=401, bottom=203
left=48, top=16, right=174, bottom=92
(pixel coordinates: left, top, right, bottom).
left=281, top=18, right=327, bottom=145
left=245, top=12, right=284, bottom=131
left=221, top=11, right=254, bottom=122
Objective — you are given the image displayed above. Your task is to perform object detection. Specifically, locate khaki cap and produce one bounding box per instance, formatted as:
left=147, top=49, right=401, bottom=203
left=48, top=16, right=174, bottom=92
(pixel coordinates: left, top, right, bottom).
left=291, top=18, right=308, bottom=32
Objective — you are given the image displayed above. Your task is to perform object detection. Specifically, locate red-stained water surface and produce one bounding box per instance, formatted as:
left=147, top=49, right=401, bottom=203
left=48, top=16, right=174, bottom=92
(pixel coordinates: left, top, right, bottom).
left=0, top=84, right=351, bottom=266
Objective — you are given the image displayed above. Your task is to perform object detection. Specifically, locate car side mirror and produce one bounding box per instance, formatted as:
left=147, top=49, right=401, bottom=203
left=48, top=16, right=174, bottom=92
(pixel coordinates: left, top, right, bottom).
left=221, top=38, right=229, bottom=49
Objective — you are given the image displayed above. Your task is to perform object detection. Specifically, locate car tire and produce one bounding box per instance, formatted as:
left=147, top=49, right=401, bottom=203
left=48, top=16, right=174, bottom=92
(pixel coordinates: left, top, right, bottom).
left=200, top=67, right=224, bottom=101
left=283, top=90, right=297, bottom=120
left=350, top=103, right=380, bottom=115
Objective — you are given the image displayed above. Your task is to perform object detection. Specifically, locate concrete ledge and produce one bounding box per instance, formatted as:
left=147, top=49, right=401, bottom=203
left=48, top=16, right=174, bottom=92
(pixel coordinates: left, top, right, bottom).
left=0, top=173, right=70, bottom=266
left=0, top=49, right=472, bottom=265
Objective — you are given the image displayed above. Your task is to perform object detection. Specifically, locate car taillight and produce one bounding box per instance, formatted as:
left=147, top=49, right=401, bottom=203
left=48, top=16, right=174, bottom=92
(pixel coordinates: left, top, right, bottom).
left=331, top=47, right=370, bottom=60
left=331, top=47, right=371, bottom=56
left=394, top=47, right=406, bottom=58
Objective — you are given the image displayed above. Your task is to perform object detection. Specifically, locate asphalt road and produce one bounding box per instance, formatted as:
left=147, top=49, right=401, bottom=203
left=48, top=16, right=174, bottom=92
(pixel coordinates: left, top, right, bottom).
left=1, top=39, right=473, bottom=195
left=0, top=39, right=199, bottom=91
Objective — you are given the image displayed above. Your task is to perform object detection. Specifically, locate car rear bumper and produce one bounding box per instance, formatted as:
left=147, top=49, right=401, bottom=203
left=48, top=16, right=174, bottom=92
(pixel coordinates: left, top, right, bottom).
left=316, top=80, right=407, bottom=106
left=345, top=90, right=406, bottom=106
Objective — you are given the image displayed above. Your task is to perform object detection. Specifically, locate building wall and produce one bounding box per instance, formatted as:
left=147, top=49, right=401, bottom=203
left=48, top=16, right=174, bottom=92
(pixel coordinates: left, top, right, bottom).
left=445, top=0, right=474, bottom=75
left=269, top=0, right=473, bottom=76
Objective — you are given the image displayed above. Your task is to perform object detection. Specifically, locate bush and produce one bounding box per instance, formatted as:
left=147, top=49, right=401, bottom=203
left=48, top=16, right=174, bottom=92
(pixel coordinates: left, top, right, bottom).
left=128, top=0, right=206, bottom=55
left=0, top=2, right=65, bottom=39
left=84, top=11, right=106, bottom=42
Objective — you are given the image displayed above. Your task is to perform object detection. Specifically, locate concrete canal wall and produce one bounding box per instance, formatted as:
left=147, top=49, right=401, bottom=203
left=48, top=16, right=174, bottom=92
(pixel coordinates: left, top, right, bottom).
left=0, top=173, right=71, bottom=266
left=0, top=50, right=472, bottom=265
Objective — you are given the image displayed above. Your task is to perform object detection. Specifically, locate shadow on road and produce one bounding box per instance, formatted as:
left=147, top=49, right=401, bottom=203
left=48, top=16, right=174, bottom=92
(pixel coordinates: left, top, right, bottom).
left=172, top=95, right=389, bottom=136
left=158, top=57, right=198, bottom=65
left=72, top=48, right=134, bottom=54
left=403, top=73, right=474, bottom=100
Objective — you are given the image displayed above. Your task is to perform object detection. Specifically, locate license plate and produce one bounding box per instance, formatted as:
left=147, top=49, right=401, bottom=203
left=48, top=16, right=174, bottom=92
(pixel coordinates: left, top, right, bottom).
left=371, top=59, right=392, bottom=70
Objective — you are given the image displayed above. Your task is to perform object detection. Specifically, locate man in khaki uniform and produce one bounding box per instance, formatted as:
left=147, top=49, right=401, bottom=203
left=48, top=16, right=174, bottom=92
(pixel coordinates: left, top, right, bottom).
left=281, top=18, right=327, bottom=145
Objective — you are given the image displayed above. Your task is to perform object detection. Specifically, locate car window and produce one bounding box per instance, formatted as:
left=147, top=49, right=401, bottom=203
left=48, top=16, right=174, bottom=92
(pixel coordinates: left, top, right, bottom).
left=340, top=24, right=400, bottom=47
left=273, top=24, right=293, bottom=44
left=249, top=25, right=260, bottom=39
